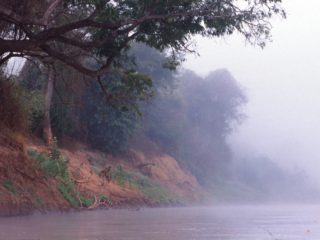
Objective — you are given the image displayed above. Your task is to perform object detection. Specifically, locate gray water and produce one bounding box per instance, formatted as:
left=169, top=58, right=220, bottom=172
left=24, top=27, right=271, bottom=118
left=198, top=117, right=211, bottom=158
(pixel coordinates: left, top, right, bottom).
left=0, top=205, right=319, bottom=240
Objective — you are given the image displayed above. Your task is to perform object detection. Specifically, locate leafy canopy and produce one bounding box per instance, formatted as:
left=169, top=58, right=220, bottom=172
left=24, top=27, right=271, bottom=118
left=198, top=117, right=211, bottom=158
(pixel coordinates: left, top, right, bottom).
left=0, top=0, right=284, bottom=76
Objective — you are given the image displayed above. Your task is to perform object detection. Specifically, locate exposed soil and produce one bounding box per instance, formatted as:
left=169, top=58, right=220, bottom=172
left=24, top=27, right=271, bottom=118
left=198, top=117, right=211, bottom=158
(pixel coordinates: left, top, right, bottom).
left=0, top=135, right=203, bottom=216
left=0, top=134, right=69, bottom=216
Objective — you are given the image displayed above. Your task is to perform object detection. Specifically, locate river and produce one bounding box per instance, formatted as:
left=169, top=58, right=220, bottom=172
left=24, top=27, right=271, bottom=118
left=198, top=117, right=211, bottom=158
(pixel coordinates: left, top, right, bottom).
left=0, top=205, right=319, bottom=240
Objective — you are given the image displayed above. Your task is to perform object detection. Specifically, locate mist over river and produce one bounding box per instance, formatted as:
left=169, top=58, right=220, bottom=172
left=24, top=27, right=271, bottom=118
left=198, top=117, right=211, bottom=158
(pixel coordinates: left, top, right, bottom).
left=0, top=205, right=320, bottom=240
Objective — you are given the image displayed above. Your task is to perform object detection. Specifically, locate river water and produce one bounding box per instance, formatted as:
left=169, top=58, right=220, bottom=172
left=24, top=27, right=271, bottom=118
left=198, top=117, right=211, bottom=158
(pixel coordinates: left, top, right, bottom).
left=0, top=205, right=319, bottom=240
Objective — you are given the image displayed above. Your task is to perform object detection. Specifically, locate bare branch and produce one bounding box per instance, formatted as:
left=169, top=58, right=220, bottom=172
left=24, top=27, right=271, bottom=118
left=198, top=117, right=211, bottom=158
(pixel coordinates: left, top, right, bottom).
left=42, top=0, right=63, bottom=25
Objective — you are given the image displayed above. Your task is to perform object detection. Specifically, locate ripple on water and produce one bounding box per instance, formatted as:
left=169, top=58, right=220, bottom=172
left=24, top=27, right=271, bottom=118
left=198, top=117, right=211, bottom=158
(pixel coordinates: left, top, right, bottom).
left=0, top=205, right=320, bottom=240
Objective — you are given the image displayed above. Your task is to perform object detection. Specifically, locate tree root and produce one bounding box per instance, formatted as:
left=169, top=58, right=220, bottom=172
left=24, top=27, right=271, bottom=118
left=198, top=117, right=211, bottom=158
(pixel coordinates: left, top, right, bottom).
left=87, top=195, right=111, bottom=209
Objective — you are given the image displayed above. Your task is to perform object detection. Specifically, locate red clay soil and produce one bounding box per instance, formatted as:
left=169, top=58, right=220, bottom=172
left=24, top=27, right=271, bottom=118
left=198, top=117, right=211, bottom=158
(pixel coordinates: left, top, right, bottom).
left=0, top=135, right=203, bottom=216
left=0, top=134, right=69, bottom=216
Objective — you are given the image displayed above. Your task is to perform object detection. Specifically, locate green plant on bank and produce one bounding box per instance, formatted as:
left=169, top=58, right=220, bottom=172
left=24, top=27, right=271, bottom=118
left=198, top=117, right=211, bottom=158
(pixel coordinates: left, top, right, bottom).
left=28, top=138, right=79, bottom=208
left=111, top=165, right=175, bottom=204
left=0, top=76, right=28, bottom=134
left=135, top=177, right=174, bottom=204
left=78, top=194, right=113, bottom=207
left=79, top=195, right=94, bottom=207
left=58, top=181, right=79, bottom=208
left=28, top=143, right=114, bottom=208
left=100, top=194, right=113, bottom=206
left=111, top=165, right=134, bottom=187
left=2, top=179, right=16, bottom=194
left=28, top=139, right=68, bottom=178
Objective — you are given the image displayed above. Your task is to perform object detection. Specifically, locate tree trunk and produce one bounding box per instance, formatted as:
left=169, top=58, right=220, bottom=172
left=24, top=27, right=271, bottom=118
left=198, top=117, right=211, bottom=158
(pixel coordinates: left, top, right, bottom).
left=43, top=65, right=54, bottom=146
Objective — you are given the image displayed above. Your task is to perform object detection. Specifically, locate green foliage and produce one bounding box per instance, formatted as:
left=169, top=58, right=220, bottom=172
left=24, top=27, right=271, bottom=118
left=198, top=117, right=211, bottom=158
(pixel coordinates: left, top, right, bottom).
left=25, top=90, right=45, bottom=133
left=91, top=0, right=283, bottom=59
left=1, top=0, right=284, bottom=78
left=111, top=165, right=175, bottom=204
left=128, top=43, right=177, bottom=91
left=56, top=170, right=79, bottom=208
left=50, top=94, right=77, bottom=137
left=84, top=69, right=153, bottom=153
left=100, top=194, right=113, bottom=206
left=28, top=139, right=68, bottom=178
left=50, top=139, right=79, bottom=207
left=83, top=44, right=178, bottom=154
left=28, top=140, right=80, bottom=208
left=79, top=195, right=94, bottom=208
left=0, top=75, right=28, bottom=133
left=111, top=165, right=133, bottom=187
left=25, top=187, right=45, bottom=208
left=78, top=194, right=113, bottom=207
left=2, top=179, right=16, bottom=194
left=27, top=148, right=42, bottom=159
left=28, top=149, right=59, bottom=177
left=19, top=63, right=46, bottom=134
left=135, top=177, right=174, bottom=204
left=18, top=44, right=175, bottom=156
left=20, top=61, right=80, bottom=138
left=34, top=195, right=45, bottom=208
left=58, top=182, right=79, bottom=208
left=57, top=164, right=79, bottom=208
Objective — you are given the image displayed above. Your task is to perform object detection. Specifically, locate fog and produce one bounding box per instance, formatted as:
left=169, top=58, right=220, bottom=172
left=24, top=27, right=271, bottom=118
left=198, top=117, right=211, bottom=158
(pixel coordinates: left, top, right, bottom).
left=3, top=0, right=319, bottom=205
left=184, top=0, right=320, bottom=185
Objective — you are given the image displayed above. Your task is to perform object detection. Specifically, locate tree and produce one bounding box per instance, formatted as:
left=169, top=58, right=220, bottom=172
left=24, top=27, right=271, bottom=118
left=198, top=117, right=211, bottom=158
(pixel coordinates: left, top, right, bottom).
left=83, top=65, right=153, bottom=153
left=1, top=1, right=284, bottom=145
left=0, top=0, right=284, bottom=77
left=19, top=44, right=154, bottom=149
left=140, top=69, right=247, bottom=184
left=43, top=64, right=54, bottom=145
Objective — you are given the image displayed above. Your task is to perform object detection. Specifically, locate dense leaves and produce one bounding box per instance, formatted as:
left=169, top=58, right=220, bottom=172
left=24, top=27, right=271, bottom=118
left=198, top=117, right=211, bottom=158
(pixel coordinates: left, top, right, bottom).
left=83, top=70, right=153, bottom=153
left=0, top=0, right=284, bottom=76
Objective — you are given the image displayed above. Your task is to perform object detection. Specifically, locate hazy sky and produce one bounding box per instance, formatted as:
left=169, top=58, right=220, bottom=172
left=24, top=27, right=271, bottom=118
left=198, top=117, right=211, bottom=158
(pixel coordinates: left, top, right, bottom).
left=184, top=0, right=320, bottom=182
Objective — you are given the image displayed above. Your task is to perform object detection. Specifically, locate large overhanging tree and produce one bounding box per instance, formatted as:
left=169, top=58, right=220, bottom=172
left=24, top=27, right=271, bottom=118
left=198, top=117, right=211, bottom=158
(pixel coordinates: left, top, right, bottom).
left=0, top=0, right=284, bottom=76
left=0, top=0, right=284, bottom=145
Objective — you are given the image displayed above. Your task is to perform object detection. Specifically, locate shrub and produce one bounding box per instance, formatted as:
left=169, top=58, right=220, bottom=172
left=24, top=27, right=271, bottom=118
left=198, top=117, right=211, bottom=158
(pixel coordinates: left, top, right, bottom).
left=0, top=75, right=27, bottom=133
left=135, top=177, right=174, bottom=204
left=28, top=139, right=79, bottom=208
left=111, top=165, right=176, bottom=204
left=100, top=194, right=113, bottom=206
left=111, top=165, right=133, bottom=187
left=58, top=182, right=79, bottom=208
left=2, top=179, right=16, bottom=194
left=28, top=139, right=68, bottom=178
left=79, top=195, right=94, bottom=207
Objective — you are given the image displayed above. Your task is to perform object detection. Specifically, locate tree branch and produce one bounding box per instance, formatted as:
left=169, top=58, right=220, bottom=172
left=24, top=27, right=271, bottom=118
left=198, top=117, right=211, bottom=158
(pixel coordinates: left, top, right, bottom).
left=42, top=0, right=63, bottom=26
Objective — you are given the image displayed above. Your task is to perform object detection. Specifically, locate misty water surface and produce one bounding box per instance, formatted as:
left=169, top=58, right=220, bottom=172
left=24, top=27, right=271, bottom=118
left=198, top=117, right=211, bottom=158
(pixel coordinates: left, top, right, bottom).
left=0, top=205, right=320, bottom=240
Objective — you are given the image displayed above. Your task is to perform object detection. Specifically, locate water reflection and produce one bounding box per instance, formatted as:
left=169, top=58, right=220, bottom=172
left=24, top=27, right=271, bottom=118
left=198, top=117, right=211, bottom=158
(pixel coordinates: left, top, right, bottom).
left=0, top=205, right=320, bottom=240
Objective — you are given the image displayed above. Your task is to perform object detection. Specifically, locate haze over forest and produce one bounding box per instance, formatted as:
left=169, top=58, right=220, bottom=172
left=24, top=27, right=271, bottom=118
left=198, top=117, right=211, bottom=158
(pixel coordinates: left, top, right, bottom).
left=3, top=1, right=320, bottom=239
left=1, top=0, right=320, bottom=219
left=185, top=0, right=320, bottom=188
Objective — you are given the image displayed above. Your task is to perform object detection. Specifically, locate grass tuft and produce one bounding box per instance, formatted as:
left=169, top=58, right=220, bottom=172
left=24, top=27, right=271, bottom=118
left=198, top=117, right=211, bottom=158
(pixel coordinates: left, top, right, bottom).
left=2, top=179, right=16, bottom=194
left=111, top=165, right=176, bottom=204
left=28, top=139, right=79, bottom=208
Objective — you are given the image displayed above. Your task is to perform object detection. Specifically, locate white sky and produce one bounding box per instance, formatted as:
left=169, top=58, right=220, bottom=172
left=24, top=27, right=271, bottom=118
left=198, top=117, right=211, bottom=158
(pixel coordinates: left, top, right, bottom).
left=184, top=0, right=320, bottom=182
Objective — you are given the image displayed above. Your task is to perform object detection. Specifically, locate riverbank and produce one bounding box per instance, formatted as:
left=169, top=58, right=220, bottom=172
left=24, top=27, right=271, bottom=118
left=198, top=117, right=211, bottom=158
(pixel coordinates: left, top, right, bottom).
left=0, top=134, right=203, bottom=216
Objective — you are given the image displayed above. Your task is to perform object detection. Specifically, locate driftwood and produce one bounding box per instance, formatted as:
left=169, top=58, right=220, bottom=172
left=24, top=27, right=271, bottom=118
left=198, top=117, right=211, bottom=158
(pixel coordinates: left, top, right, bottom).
left=77, top=194, right=112, bottom=209
left=88, top=195, right=111, bottom=209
